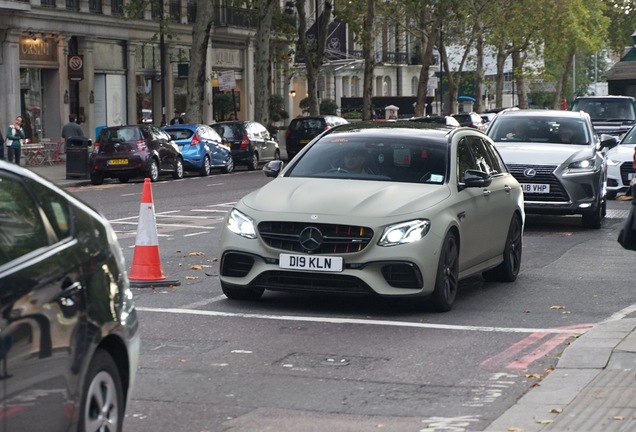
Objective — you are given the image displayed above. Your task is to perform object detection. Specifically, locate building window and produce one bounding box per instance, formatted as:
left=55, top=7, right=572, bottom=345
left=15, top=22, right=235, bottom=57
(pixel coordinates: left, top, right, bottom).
left=151, top=1, right=162, bottom=19
left=411, top=76, right=418, bottom=96
left=187, top=0, right=196, bottom=24
left=111, top=0, right=124, bottom=15
left=351, top=76, right=359, bottom=97
left=169, top=0, right=181, bottom=23
left=66, top=0, right=79, bottom=11
left=383, top=76, right=391, bottom=96
left=89, top=0, right=102, bottom=13
left=41, top=0, right=56, bottom=8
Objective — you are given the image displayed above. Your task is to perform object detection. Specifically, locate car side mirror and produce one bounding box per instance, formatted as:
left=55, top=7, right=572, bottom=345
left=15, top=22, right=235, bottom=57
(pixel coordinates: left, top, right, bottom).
left=599, top=134, right=618, bottom=150
left=263, top=160, right=284, bottom=178
left=463, top=169, right=492, bottom=188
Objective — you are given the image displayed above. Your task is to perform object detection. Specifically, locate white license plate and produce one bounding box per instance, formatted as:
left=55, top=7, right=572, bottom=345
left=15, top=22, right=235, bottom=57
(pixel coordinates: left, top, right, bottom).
left=629, top=173, right=635, bottom=180
left=279, top=253, right=343, bottom=272
left=521, top=183, right=550, bottom=194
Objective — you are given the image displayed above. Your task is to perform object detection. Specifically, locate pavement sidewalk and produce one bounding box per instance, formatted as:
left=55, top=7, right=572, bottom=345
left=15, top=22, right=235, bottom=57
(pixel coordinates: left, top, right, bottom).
left=26, top=160, right=636, bottom=432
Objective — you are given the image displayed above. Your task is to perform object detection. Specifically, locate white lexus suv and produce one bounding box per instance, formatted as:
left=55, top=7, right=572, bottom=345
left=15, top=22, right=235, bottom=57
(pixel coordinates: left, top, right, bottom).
left=486, top=109, right=617, bottom=229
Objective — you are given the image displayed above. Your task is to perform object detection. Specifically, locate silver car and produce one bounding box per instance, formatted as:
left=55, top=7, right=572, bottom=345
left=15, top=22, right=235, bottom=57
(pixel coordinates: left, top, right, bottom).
left=486, top=109, right=617, bottom=229
left=218, top=122, right=524, bottom=312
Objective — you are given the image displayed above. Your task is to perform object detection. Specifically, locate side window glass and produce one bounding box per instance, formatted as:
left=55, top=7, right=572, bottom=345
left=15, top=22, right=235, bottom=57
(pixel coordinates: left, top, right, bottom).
left=457, top=139, right=478, bottom=183
left=468, top=137, right=494, bottom=174
left=481, top=139, right=507, bottom=175
left=0, top=175, right=48, bottom=266
left=26, top=179, right=72, bottom=240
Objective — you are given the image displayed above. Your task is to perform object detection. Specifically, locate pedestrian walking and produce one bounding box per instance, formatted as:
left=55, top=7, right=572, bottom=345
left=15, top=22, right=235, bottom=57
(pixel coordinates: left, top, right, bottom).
left=62, top=114, right=84, bottom=140
left=61, top=114, right=85, bottom=151
left=170, top=109, right=184, bottom=125
left=6, top=116, right=26, bottom=165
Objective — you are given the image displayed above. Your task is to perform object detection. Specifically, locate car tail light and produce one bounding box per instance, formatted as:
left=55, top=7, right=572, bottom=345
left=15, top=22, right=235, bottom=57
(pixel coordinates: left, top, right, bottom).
left=136, top=139, right=147, bottom=151
left=240, top=135, right=249, bottom=149
left=191, top=134, right=201, bottom=146
left=93, top=142, right=100, bottom=152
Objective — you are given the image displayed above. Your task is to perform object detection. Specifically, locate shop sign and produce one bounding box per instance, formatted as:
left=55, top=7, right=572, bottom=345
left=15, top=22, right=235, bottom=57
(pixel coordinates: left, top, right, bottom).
left=68, top=55, right=84, bottom=81
left=20, top=37, right=57, bottom=62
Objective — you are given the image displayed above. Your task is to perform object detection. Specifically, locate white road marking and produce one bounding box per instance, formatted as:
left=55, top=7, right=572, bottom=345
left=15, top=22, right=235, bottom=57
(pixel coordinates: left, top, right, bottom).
left=184, top=231, right=213, bottom=237
left=179, top=296, right=227, bottom=310
left=155, top=214, right=210, bottom=219
left=134, top=307, right=589, bottom=334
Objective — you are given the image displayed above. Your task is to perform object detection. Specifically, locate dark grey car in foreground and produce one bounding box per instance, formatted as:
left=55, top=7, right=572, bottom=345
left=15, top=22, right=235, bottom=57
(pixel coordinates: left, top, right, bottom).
left=0, top=161, right=140, bottom=431
left=487, top=109, right=617, bottom=228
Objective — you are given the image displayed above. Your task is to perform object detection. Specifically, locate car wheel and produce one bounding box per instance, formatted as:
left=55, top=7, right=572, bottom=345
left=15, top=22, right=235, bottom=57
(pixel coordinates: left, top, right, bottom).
left=582, top=196, right=603, bottom=229
left=199, top=156, right=211, bottom=176
left=118, top=176, right=130, bottom=184
left=79, top=349, right=124, bottom=432
left=221, top=281, right=264, bottom=301
left=482, top=214, right=522, bottom=282
left=172, top=157, right=184, bottom=179
left=90, top=173, right=104, bottom=186
left=148, top=159, right=160, bottom=182
left=430, top=231, right=459, bottom=312
left=222, top=155, right=234, bottom=174
left=274, top=149, right=281, bottom=160
left=247, top=152, right=259, bottom=171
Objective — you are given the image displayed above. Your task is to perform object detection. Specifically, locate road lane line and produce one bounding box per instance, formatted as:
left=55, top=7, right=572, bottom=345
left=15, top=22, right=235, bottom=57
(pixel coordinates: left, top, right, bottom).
left=184, top=231, right=213, bottom=237
left=179, top=296, right=227, bottom=310
left=134, top=307, right=591, bottom=334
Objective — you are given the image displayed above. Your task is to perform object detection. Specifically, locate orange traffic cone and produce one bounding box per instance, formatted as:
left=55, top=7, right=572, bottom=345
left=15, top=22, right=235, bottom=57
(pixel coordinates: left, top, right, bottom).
left=129, top=178, right=180, bottom=288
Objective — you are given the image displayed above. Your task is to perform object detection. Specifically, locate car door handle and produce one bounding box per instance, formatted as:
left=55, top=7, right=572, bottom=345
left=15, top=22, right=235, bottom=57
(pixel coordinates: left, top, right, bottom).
left=483, top=190, right=492, bottom=196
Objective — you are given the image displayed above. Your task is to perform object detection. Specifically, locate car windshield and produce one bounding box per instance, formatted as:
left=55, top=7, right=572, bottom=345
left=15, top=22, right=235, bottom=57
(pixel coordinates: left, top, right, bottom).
left=489, top=117, right=590, bottom=145
left=211, top=123, right=242, bottom=141
left=286, top=134, right=448, bottom=184
left=100, top=127, right=142, bottom=143
left=572, top=99, right=636, bottom=122
left=291, top=118, right=324, bottom=131
left=619, top=127, right=636, bottom=145
left=166, top=129, right=194, bottom=140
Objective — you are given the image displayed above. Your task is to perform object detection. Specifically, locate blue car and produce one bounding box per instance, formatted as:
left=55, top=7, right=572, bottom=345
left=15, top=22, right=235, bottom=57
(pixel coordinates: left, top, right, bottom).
left=163, top=123, right=234, bottom=176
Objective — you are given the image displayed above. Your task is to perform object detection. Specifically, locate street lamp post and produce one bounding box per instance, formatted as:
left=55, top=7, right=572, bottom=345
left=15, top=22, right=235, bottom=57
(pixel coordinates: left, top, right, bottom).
left=159, top=0, right=166, bottom=126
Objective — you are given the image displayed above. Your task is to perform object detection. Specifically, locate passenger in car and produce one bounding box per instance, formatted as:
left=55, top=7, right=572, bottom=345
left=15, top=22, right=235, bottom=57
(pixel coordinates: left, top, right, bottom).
left=341, top=148, right=374, bottom=174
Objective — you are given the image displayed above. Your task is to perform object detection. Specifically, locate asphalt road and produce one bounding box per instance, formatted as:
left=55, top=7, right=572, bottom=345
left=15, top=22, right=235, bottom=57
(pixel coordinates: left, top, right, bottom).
left=69, top=169, right=636, bottom=432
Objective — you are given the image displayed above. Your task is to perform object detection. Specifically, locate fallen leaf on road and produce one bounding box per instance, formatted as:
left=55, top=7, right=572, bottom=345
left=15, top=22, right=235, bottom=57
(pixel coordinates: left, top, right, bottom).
left=191, top=265, right=203, bottom=270
left=524, top=373, right=543, bottom=379
left=550, top=305, right=565, bottom=310
left=507, top=428, right=524, bottom=432
left=612, top=416, right=624, bottom=420
left=550, top=408, right=563, bottom=414
left=231, top=350, right=253, bottom=354
left=535, top=419, right=553, bottom=425
left=185, top=276, right=198, bottom=280
left=189, top=252, right=205, bottom=256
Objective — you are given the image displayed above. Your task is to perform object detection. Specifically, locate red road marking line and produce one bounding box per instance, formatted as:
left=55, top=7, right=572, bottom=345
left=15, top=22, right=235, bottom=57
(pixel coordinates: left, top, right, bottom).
left=0, top=405, right=28, bottom=419
left=481, top=324, right=594, bottom=370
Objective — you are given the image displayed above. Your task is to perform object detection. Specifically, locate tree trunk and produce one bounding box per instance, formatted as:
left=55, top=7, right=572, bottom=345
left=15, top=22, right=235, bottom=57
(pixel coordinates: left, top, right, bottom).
left=186, top=0, right=214, bottom=124
left=512, top=50, right=528, bottom=109
left=361, top=0, right=375, bottom=121
left=495, top=43, right=507, bottom=109
left=414, top=10, right=437, bottom=117
left=553, top=52, right=574, bottom=109
left=254, top=0, right=277, bottom=125
left=474, top=19, right=484, bottom=113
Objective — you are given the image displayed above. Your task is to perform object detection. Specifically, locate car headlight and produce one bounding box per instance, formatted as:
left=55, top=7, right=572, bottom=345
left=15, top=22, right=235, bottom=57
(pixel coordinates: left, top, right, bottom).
left=378, top=219, right=431, bottom=247
left=227, top=209, right=257, bottom=239
left=567, top=157, right=595, bottom=171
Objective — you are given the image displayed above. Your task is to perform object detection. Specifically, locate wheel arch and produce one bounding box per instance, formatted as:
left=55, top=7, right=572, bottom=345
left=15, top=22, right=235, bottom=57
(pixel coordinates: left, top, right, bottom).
left=96, top=335, right=131, bottom=403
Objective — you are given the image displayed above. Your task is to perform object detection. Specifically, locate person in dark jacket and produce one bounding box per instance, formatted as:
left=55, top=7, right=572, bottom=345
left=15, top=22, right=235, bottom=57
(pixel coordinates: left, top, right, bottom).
left=6, top=116, right=26, bottom=165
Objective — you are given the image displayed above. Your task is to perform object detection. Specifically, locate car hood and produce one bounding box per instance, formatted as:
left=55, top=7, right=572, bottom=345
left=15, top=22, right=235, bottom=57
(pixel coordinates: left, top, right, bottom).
left=494, top=142, right=595, bottom=165
left=240, top=178, right=451, bottom=218
left=607, top=144, right=636, bottom=162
